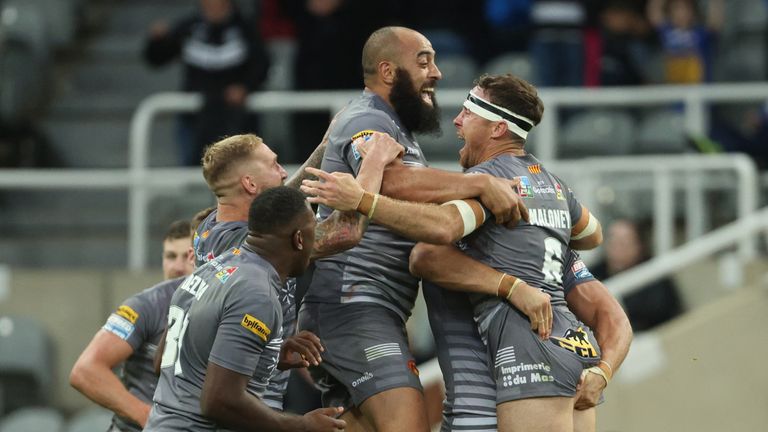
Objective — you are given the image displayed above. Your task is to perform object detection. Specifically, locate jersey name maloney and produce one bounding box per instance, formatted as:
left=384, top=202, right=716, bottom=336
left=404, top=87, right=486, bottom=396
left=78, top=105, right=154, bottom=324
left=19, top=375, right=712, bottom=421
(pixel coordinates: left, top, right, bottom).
left=528, top=208, right=571, bottom=230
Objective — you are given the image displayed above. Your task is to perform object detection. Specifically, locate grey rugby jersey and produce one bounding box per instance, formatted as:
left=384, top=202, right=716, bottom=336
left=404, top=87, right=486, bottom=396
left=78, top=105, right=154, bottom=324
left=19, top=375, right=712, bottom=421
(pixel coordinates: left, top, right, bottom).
left=425, top=250, right=595, bottom=432
left=102, top=277, right=182, bottom=432
left=461, top=154, right=583, bottom=333
left=145, top=247, right=284, bottom=431
left=193, top=209, right=294, bottom=410
left=305, top=90, right=429, bottom=321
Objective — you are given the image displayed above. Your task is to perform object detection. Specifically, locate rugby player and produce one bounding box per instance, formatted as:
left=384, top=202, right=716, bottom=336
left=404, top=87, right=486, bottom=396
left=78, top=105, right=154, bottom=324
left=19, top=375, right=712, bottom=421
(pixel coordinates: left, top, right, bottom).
left=70, top=220, right=195, bottom=431
left=192, top=132, right=403, bottom=410
left=144, top=186, right=346, bottom=431
left=302, top=74, right=608, bottom=432
left=298, top=27, right=528, bottom=432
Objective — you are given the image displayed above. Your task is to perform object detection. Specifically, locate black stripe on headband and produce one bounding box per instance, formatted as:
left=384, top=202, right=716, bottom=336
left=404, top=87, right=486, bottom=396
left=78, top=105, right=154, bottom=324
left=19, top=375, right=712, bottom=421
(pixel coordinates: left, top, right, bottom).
left=466, top=93, right=533, bottom=132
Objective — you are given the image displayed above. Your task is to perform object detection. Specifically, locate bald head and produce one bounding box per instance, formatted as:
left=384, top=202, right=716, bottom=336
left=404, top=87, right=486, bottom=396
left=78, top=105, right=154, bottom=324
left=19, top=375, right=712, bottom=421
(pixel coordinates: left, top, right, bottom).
left=362, top=26, right=415, bottom=83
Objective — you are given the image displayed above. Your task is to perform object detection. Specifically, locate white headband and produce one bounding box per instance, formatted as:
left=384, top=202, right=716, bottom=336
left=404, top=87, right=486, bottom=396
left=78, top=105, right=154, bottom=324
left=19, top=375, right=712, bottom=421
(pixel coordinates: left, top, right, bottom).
left=463, top=92, right=535, bottom=139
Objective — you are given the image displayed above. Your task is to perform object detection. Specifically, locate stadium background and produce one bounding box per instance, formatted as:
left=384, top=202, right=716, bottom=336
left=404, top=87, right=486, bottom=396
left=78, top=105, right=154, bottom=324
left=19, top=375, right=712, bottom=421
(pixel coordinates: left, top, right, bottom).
left=0, top=0, right=766, bottom=430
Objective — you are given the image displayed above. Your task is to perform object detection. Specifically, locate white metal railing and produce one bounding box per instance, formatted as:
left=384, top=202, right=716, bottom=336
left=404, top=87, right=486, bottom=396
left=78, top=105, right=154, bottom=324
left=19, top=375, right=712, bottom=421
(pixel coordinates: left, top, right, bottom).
left=0, top=154, right=758, bottom=273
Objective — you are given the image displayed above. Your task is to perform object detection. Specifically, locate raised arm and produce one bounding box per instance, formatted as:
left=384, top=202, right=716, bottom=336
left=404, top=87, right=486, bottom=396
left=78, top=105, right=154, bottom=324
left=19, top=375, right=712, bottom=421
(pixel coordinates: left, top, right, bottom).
left=567, top=279, right=633, bottom=410
left=408, top=243, right=553, bottom=339
left=309, top=133, right=404, bottom=259
left=70, top=331, right=151, bottom=427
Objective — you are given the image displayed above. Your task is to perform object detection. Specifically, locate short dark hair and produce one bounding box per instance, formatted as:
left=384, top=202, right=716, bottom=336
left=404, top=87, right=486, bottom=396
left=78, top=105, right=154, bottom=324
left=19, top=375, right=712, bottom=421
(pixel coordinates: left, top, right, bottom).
left=475, top=74, right=544, bottom=128
left=248, top=186, right=310, bottom=235
left=164, top=220, right=192, bottom=242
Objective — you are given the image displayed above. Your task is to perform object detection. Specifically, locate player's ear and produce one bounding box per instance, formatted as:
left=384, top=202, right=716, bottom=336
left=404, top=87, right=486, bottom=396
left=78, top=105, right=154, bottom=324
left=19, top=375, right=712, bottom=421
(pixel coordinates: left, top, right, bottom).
left=292, top=229, right=304, bottom=251
left=492, top=120, right=508, bottom=139
left=380, top=61, right=395, bottom=85
left=187, top=246, right=195, bottom=267
left=241, top=174, right=257, bottom=195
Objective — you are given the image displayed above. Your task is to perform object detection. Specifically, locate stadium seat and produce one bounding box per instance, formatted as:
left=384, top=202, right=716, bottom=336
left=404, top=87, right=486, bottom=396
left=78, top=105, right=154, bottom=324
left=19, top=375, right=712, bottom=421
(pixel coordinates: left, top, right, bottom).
left=635, top=109, right=689, bottom=154
left=436, top=55, right=477, bottom=89
left=71, top=63, right=181, bottom=95
left=719, top=36, right=766, bottom=82
left=0, top=407, right=63, bottom=432
left=1, top=0, right=51, bottom=62
left=560, top=109, right=636, bottom=158
left=25, top=0, right=77, bottom=49
left=484, top=53, right=534, bottom=82
left=0, top=316, right=54, bottom=414
left=0, top=42, right=43, bottom=123
left=65, top=407, right=113, bottom=432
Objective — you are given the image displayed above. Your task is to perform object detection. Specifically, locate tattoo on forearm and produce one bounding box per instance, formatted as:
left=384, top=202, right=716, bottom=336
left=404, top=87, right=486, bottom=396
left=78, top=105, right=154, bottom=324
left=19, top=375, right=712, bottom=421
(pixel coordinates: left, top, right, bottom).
left=312, top=211, right=369, bottom=259
left=286, top=141, right=328, bottom=190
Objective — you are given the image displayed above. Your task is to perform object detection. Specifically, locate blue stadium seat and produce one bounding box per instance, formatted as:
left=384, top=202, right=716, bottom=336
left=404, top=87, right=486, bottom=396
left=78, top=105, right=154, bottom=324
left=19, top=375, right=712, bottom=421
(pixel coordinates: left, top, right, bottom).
left=0, top=316, right=54, bottom=414
left=0, top=407, right=63, bottom=432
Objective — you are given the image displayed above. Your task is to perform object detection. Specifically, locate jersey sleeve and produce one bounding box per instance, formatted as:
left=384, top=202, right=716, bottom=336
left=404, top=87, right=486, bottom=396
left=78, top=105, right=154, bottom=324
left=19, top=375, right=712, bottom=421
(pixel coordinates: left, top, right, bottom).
left=207, top=282, right=281, bottom=376
left=557, top=176, right=583, bottom=226
left=102, top=292, right=156, bottom=351
left=333, top=112, right=398, bottom=176
left=562, top=250, right=596, bottom=297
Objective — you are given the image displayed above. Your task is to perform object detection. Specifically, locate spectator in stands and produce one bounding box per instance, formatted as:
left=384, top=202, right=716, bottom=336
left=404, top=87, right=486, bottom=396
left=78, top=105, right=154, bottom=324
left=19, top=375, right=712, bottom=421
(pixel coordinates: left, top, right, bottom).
left=143, top=0, right=270, bottom=166
left=281, top=0, right=396, bottom=162
left=591, top=218, right=684, bottom=331
left=528, top=0, right=601, bottom=87
left=594, top=0, right=659, bottom=86
left=647, top=0, right=724, bottom=84
left=481, top=0, right=533, bottom=60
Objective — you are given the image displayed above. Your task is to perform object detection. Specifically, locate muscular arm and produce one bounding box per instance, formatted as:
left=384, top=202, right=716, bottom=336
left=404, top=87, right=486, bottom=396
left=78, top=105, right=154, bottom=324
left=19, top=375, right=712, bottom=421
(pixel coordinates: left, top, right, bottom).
left=309, top=134, right=403, bottom=259
left=566, top=280, right=632, bottom=376
left=201, top=363, right=345, bottom=431
left=285, top=133, right=330, bottom=190
left=569, top=205, right=603, bottom=250
left=409, top=243, right=553, bottom=338
left=381, top=162, right=489, bottom=203
left=69, top=330, right=151, bottom=427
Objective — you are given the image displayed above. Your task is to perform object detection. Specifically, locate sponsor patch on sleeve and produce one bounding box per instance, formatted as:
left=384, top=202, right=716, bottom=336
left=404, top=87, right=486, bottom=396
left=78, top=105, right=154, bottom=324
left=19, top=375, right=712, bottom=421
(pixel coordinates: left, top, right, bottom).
left=116, top=305, right=139, bottom=324
left=103, top=314, right=135, bottom=340
left=241, top=314, right=271, bottom=341
left=571, top=259, right=594, bottom=281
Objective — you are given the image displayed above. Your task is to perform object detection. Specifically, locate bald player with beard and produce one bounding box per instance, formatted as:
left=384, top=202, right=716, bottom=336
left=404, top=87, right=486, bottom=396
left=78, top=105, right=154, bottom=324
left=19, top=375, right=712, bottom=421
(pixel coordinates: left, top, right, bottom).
left=298, top=27, right=528, bottom=432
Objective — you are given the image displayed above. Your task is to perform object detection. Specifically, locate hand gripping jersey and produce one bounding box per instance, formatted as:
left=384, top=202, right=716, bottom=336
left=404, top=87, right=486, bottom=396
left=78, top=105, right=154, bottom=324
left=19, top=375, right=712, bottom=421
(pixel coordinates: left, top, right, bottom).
left=305, top=90, right=429, bottom=321
left=193, top=209, right=295, bottom=410
left=424, top=250, right=596, bottom=431
left=102, top=277, right=183, bottom=432
left=145, top=246, right=284, bottom=431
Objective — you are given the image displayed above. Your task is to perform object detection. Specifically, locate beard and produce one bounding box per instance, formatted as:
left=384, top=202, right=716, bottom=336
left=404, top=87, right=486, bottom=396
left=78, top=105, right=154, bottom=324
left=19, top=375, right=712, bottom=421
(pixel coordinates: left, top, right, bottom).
left=389, top=68, right=441, bottom=135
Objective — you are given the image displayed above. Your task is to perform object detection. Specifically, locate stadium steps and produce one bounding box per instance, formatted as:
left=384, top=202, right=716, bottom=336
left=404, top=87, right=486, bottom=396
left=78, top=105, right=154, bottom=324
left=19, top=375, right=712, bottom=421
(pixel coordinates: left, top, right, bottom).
left=597, top=280, right=768, bottom=431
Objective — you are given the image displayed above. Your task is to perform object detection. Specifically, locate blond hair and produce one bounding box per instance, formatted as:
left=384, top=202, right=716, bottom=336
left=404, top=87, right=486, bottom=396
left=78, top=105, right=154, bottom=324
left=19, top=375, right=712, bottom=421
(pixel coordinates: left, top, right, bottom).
left=202, top=134, right=263, bottom=196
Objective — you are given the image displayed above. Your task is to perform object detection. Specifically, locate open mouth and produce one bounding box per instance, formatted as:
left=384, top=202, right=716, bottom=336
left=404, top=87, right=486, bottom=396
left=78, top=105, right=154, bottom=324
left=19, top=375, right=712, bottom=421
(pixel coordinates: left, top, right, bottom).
left=421, top=87, right=434, bottom=105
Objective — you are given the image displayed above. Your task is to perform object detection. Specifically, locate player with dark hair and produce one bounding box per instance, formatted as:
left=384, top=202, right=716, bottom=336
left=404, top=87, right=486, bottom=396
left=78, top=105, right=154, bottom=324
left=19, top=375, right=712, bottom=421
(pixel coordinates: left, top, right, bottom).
left=303, top=73, right=608, bottom=432
left=70, top=219, right=195, bottom=431
left=162, top=219, right=194, bottom=280
left=145, top=187, right=346, bottom=432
